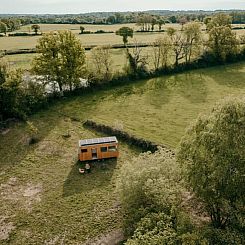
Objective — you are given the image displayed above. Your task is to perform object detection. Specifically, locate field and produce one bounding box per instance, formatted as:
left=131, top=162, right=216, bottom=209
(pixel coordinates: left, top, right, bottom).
left=0, top=23, right=244, bottom=51
left=1, top=22, right=244, bottom=73
left=1, top=62, right=245, bottom=243
left=5, top=47, right=155, bottom=72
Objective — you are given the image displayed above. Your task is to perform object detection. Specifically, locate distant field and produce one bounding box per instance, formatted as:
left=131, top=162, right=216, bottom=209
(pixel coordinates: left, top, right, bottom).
left=0, top=23, right=244, bottom=51
left=6, top=47, right=155, bottom=71
left=0, top=62, right=244, bottom=244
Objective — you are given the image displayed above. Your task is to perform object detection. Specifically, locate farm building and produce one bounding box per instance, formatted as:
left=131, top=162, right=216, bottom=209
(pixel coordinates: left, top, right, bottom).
left=78, top=136, right=119, bottom=161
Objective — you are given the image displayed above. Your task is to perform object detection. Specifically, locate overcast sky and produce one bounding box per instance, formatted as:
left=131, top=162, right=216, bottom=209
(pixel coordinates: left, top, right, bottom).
left=1, top=0, right=244, bottom=14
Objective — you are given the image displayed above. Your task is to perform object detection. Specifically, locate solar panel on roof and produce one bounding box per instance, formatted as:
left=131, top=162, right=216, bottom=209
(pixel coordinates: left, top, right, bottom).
left=79, top=136, right=118, bottom=146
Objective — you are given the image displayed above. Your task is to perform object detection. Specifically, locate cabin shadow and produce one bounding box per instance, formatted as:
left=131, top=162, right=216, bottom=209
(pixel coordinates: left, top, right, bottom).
left=62, top=158, right=118, bottom=197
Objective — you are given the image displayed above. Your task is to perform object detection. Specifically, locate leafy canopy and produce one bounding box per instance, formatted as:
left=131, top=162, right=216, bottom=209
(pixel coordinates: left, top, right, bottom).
left=177, top=97, right=245, bottom=228
left=116, top=27, right=134, bottom=45
left=32, top=31, right=86, bottom=92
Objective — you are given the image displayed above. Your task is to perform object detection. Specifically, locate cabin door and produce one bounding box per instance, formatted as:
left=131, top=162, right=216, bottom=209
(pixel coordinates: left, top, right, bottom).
left=91, top=148, right=98, bottom=159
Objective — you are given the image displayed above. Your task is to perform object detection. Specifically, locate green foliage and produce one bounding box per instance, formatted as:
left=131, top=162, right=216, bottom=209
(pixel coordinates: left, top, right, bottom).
left=116, top=27, right=133, bottom=45
left=80, top=25, right=85, bottom=34
left=202, top=226, right=245, bottom=244
left=206, top=13, right=239, bottom=62
left=118, top=149, right=182, bottom=234
left=177, top=97, right=245, bottom=229
left=0, top=61, right=23, bottom=119
left=32, top=31, right=86, bottom=92
left=126, top=212, right=178, bottom=245
left=0, top=59, right=47, bottom=120
left=0, top=21, right=7, bottom=34
left=20, top=80, right=47, bottom=114
left=31, top=24, right=40, bottom=35
left=183, top=22, right=202, bottom=63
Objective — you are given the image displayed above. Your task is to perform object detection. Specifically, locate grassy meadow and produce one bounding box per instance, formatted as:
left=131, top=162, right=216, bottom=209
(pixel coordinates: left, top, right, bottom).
left=0, top=61, right=245, bottom=243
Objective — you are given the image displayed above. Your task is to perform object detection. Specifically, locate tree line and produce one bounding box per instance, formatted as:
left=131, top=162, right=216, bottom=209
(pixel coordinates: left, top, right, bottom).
left=0, top=10, right=244, bottom=35
left=0, top=13, right=245, bottom=122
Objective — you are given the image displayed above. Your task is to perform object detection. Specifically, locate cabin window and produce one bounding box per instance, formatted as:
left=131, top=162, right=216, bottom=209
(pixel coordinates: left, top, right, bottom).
left=108, top=146, right=117, bottom=152
left=81, top=149, right=87, bottom=153
left=101, top=147, right=107, bottom=152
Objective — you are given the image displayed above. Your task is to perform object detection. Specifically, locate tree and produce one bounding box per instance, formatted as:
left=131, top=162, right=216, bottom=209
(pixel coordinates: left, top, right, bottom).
left=0, top=21, right=7, bottom=35
left=167, top=27, right=185, bottom=66
left=157, top=18, right=165, bottom=31
left=116, top=27, right=133, bottom=46
left=179, top=17, right=188, bottom=31
left=106, top=15, right=116, bottom=24
left=151, top=17, right=157, bottom=31
left=90, top=45, right=112, bottom=82
left=151, top=37, right=171, bottom=70
left=125, top=41, right=148, bottom=75
left=31, top=24, right=40, bottom=35
left=80, top=26, right=85, bottom=34
left=177, top=97, right=245, bottom=229
left=169, top=16, right=177, bottom=23
left=183, top=22, right=202, bottom=63
left=206, top=13, right=239, bottom=62
left=0, top=60, right=23, bottom=119
left=32, top=31, right=86, bottom=92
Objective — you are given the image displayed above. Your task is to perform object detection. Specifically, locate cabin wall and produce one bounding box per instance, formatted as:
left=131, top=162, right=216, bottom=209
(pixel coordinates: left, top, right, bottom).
left=78, top=143, right=119, bottom=161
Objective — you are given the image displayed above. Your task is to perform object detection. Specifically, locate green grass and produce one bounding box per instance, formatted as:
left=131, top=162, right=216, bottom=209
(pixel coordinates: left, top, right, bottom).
left=0, top=108, right=139, bottom=244
left=0, top=62, right=245, bottom=244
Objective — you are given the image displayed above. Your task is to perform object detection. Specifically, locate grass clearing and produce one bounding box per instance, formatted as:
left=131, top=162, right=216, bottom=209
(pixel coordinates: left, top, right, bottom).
left=0, top=62, right=245, bottom=244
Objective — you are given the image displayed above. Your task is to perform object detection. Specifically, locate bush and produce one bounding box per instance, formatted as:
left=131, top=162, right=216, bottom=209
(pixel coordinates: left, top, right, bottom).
left=79, top=30, right=91, bottom=34
left=8, top=32, right=41, bottom=36
left=232, top=27, right=244, bottom=30
left=202, top=227, right=245, bottom=244
left=117, top=149, right=210, bottom=244
left=118, top=149, right=187, bottom=236
left=94, top=30, right=113, bottom=34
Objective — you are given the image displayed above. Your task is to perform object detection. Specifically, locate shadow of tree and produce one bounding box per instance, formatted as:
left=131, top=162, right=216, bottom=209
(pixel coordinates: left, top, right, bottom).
left=165, top=72, right=208, bottom=103
left=63, top=158, right=117, bottom=197
left=206, top=64, right=245, bottom=88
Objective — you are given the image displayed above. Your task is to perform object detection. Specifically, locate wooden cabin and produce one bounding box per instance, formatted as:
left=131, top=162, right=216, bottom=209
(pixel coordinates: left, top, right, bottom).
left=78, top=136, right=119, bottom=161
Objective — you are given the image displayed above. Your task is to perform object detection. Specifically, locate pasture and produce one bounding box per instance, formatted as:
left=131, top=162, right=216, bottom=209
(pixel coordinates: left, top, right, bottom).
left=5, top=47, right=153, bottom=71
left=0, top=62, right=245, bottom=243
left=0, top=23, right=244, bottom=51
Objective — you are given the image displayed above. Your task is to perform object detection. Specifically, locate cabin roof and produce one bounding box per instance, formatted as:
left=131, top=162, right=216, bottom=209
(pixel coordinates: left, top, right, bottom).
left=79, top=136, right=118, bottom=147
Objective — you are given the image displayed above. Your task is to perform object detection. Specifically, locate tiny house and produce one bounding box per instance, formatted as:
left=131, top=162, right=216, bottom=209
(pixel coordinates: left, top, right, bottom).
left=78, top=136, right=119, bottom=161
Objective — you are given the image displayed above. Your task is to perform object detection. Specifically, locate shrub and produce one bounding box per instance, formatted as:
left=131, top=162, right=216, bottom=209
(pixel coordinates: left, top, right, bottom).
left=94, top=30, right=113, bottom=34
left=118, top=149, right=184, bottom=236
left=8, top=32, right=41, bottom=36
left=79, top=30, right=91, bottom=34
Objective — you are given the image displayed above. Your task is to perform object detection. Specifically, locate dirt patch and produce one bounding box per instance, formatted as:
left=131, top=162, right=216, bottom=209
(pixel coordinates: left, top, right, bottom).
left=0, top=177, right=42, bottom=212
left=45, top=231, right=67, bottom=245
left=83, top=229, right=124, bottom=245
left=36, top=140, right=62, bottom=156
left=1, top=129, right=10, bottom=135
left=0, top=216, right=15, bottom=241
left=181, top=191, right=210, bottom=227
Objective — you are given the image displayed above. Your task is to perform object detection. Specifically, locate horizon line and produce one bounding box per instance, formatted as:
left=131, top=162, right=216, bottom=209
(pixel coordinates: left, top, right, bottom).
left=1, top=8, right=244, bottom=15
